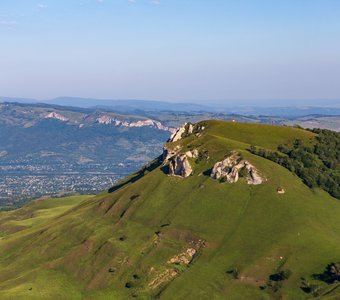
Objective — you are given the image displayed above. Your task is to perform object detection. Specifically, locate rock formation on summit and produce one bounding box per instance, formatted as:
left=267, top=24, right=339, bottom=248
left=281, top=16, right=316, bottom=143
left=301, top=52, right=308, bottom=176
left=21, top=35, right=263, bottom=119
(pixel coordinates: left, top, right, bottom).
left=169, top=154, right=193, bottom=178
left=168, top=125, right=187, bottom=143
left=163, top=145, right=182, bottom=164
left=211, top=152, right=265, bottom=185
left=168, top=122, right=196, bottom=142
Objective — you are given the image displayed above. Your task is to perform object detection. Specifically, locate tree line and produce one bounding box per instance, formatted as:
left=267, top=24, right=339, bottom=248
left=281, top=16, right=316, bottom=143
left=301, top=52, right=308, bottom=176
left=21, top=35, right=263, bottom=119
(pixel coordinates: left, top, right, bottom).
left=249, top=129, right=340, bottom=199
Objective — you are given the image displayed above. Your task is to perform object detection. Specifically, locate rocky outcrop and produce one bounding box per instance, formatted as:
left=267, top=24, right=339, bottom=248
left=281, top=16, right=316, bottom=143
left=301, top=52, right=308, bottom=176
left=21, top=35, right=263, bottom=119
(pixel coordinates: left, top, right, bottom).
left=195, top=124, right=205, bottom=137
left=187, top=123, right=194, bottom=134
left=277, top=187, right=285, bottom=194
left=168, top=122, right=207, bottom=142
left=163, top=145, right=182, bottom=163
left=246, top=164, right=264, bottom=185
left=96, top=115, right=175, bottom=133
left=168, top=248, right=196, bottom=265
left=129, top=119, right=154, bottom=127
left=169, top=154, right=193, bottom=177
left=185, top=149, right=199, bottom=158
left=211, top=152, right=265, bottom=185
left=96, top=115, right=117, bottom=125
left=168, top=123, right=195, bottom=142
left=148, top=269, right=178, bottom=289
left=45, top=112, right=68, bottom=122
left=169, top=125, right=187, bottom=142
left=154, top=121, right=177, bottom=133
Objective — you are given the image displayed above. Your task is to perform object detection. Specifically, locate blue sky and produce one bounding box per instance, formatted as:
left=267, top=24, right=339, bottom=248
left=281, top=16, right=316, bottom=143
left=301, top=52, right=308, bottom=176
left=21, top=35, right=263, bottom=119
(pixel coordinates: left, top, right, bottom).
left=1, top=0, right=340, bottom=105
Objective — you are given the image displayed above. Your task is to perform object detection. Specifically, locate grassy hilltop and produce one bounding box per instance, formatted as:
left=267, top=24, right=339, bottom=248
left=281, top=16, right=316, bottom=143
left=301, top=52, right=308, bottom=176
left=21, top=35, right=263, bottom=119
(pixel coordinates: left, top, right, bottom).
left=0, top=121, right=339, bottom=299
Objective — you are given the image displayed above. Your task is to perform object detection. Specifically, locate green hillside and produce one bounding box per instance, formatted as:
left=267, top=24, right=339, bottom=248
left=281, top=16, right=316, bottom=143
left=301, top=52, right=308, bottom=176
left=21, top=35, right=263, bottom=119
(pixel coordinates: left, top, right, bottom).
left=0, top=121, right=339, bottom=300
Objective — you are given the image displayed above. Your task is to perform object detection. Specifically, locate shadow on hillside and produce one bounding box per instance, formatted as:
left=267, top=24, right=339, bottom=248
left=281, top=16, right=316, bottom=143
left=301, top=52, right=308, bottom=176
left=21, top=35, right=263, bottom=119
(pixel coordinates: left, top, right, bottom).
left=108, top=155, right=163, bottom=194
left=202, top=168, right=212, bottom=177
left=160, top=163, right=212, bottom=177
left=160, top=164, right=169, bottom=175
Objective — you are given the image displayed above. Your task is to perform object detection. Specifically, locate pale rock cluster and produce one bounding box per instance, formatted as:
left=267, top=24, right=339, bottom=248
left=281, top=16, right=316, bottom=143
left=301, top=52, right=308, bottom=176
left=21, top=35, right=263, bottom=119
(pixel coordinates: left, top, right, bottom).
left=211, top=152, right=265, bottom=185
left=96, top=115, right=118, bottom=125
left=277, top=187, right=285, bottom=194
left=169, top=154, right=193, bottom=178
left=162, top=145, right=182, bottom=163
left=168, top=248, right=197, bottom=265
left=95, top=115, right=175, bottom=133
left=168, top=125, right=187, bottom=142
left=168, top=122, right=195, bottom=142
left=148, top=269, right=178, bottom=289
left=185, top=149, right=199, bottom=158
left=195, top=125, right=205, bottom=137
left=45, top=112, right=69, bottom=122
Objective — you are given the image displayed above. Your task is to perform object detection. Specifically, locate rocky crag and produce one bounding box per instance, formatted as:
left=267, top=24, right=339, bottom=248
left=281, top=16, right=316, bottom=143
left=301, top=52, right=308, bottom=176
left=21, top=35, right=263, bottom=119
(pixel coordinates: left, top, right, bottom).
left=211, top=152, right=265, bottom=185
left=164, top=123, right=265, bottom=185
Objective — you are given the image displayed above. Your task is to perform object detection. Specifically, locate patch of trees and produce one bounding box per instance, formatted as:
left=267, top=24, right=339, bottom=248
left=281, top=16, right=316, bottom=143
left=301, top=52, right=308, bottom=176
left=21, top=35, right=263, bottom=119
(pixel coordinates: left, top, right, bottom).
left=249, top=129, right=340, bottom=199
left=301, top=262, right=340, bottom=297
left=267, top=269, right=292, bottom=293
left=313, top=262, right=340, bottom=284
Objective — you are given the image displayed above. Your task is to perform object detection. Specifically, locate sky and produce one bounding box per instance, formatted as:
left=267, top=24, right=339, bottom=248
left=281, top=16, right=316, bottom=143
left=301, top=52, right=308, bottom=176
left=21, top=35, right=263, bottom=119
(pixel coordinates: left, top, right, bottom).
left=0, top=0, right=340, bottom=106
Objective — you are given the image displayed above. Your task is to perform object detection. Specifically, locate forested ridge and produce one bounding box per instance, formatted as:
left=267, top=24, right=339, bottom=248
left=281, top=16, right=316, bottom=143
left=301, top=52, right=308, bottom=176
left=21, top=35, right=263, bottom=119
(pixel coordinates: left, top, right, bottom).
left=250, top=128, right=340, bottom=199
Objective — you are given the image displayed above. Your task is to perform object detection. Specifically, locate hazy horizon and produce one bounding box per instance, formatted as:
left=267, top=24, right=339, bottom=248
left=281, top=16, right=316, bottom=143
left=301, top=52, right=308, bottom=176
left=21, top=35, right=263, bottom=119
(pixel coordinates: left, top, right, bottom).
left=1, top=0, right=340, bottom=105
left=1, top=95, right=340, bottom=108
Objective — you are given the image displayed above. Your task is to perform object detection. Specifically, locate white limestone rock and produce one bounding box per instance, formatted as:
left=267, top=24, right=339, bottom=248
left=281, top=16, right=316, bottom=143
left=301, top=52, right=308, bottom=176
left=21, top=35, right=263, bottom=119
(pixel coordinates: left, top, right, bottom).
left=163, top=145, right=182, bottom=163
left=185, top=149, right=199, bottom=158
left=169, top=154, right=193, bottom=178
left=45, top=112, right=69, bottom=122
left=169, top=125, right=187, bottom=142
left=211, top=152, right=265, bottom=185
left=277, top=187, right=285, bottom=194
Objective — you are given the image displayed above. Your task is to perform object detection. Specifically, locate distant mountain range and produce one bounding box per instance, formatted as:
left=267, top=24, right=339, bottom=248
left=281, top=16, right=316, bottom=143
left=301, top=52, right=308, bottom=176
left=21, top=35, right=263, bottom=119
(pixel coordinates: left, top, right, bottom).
left=0, top=97, right=209, bottom=114
left=0, top=101, right=176, bottom=132
left=1, top=96, right=340, bottom=117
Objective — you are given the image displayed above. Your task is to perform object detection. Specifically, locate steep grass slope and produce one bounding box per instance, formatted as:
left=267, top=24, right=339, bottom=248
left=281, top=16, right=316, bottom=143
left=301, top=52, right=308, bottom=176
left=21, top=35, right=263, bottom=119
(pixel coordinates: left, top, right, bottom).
left=0, top=121, right=339, bottom=300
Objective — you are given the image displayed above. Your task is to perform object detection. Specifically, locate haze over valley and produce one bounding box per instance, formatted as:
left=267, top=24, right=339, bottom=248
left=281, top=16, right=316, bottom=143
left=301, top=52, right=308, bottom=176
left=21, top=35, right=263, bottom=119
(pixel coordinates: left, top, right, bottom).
left=1, top=100, right=339, bottom=209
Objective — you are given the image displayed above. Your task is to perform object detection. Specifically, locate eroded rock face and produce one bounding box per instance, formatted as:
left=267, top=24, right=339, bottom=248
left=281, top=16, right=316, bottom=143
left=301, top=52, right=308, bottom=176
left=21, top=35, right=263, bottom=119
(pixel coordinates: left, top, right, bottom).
left=163, top=145, right=182, bottom=164
left=168, top=248, right=196, bottom=265
left=168, top=122, right=206, bottom=142
left=187, top=123, right=194, bottom=134
left=185, top=149, right=199, bottom=158
left=148, top=269, right=178, bottom=289
left=211, top=152, right=265, bottom=185
left=169, top=154, right=193, bottom=177
left=168, top=125, right=187, bottom=142
left=246, top=165, right=264, bottom=185
left=168, top=122, right=195, bottom=143
left=95, top=115, right=175, bottom=132
left=45, top=112, right=69, bottom=122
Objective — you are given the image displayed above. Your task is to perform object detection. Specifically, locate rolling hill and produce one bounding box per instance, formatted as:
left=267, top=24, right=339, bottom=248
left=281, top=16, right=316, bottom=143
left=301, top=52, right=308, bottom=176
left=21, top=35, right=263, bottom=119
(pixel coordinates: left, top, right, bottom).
left=0, top=121, right=339, bottom=299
